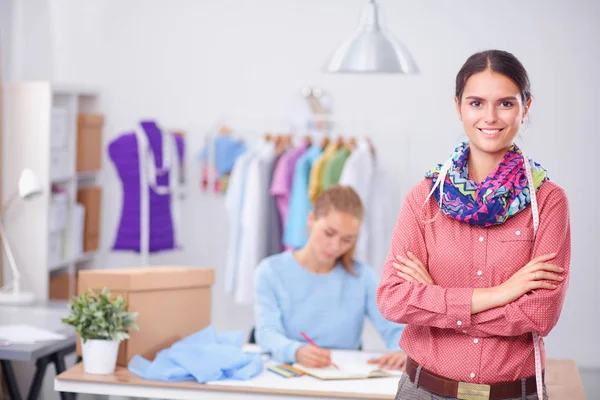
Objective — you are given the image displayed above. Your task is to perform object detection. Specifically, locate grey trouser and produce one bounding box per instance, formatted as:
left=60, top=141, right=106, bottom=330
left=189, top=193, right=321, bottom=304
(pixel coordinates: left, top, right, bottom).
left=394, top=372, right=549, bottom=400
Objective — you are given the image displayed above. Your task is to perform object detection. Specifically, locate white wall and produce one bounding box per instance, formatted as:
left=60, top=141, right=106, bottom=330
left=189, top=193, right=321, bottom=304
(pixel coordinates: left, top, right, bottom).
left=0, top=0, right=12, bottom=80
left=5, top=0, right=600, bottom=377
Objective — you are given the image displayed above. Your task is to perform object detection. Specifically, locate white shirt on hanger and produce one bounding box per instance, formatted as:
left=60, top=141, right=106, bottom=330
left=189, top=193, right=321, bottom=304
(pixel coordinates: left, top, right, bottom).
left=234, top=141, right=276, bottom=304
left=224, top=148, right=257, bottom=295
left=339, top=138, right=375, bottom=265
left=368, top=169, right=394, bottom=275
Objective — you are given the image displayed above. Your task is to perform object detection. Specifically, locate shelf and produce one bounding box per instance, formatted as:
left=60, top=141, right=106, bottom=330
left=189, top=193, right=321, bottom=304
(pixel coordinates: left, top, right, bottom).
left=51, top=83, right=100, bottom=97
left=49, top=259, right=71, bottom=272
left=51, top=175, right=74, bottom=184
left=48, top=251, right=97, bottom=272
left=77, top=171, right=101, bottom=179
left=75, top=251, right=97, bottom=263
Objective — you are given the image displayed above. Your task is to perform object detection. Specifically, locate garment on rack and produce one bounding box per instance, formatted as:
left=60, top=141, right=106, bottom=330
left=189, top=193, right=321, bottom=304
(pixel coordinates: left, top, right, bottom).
left=338, top=138, right=394, bottom=271
left=283, top=145, right=323, bottom=249
left=224, top=149, right=257, bottom=295
left=339, top=138, right=375, bottom=265
left=322, top=147, right=350, bottom=190
left=266, top=153, right=283, bottom=256
left=198, top=134, right=247, bottom=193
left=128, top=325, right=263, bottom=383
left=308, top=142, right=339, bottom=204
left=270, top=143, right=308, bottom=232
left=367, top=169, right=394, bottom=274
left=234, top=141, right=276, bottom=304
left=108, top=120, right=184, bottom=254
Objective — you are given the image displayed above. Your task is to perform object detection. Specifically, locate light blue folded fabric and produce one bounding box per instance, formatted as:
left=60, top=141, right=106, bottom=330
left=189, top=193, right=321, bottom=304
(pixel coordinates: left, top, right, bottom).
left=128, top=326, right=263, bottom=383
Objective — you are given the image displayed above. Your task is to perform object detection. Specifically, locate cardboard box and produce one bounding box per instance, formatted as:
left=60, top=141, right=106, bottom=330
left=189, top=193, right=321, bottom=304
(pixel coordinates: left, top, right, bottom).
left=76, top=266, right=215, bottom=366
left=76, top=113, right=104, bottom=172
left=77, top=187, right=102, bottom=252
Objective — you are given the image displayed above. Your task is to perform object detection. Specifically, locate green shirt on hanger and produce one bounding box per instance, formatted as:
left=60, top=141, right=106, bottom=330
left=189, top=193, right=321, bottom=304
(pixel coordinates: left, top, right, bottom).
left=322, top=148, right=351, bottom=190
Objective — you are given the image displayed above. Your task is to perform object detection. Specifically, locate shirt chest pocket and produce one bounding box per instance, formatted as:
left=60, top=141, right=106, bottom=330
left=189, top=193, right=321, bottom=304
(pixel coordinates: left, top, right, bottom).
left=498, top=227, right=534, bottom=243
left=494, top=227, right=535, bottom=276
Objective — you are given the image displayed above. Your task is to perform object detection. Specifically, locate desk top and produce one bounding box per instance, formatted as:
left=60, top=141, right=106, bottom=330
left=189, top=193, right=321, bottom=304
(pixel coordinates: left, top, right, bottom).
left=55, top=355, right=587, bottom=400
left=0, top=301, right=76, bottom=361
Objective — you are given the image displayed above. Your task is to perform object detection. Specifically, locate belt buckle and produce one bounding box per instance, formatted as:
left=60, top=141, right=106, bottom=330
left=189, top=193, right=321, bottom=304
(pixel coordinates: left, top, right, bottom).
left=457, top=381, right=491, bottom=400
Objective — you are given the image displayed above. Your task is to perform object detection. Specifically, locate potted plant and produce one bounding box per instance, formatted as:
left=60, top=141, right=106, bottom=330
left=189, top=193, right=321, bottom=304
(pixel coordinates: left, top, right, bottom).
left=62, top=288, right=138, bottom=374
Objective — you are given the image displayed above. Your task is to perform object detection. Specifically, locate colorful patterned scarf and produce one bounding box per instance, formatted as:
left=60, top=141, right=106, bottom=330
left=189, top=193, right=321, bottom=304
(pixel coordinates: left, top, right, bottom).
left=425, top=141, right=548, bottom=227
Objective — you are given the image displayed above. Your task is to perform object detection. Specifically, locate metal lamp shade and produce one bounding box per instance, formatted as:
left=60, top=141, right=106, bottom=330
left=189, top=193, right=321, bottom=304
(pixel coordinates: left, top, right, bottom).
left=323, top=0, right=418, bottom=74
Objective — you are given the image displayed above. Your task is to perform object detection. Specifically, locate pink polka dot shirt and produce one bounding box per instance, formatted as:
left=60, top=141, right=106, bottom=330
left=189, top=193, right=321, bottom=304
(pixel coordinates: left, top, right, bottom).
left=376, top=178, right=571, bottom=384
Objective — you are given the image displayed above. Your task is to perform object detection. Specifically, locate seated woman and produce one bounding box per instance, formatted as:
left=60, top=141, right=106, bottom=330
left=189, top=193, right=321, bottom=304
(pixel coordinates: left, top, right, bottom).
left=254, top=185, right=406, bottom=369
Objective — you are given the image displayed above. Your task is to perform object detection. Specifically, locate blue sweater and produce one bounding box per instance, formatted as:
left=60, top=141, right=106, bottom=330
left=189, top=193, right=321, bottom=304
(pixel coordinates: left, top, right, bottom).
left=253, top=251, right=404, bottom=364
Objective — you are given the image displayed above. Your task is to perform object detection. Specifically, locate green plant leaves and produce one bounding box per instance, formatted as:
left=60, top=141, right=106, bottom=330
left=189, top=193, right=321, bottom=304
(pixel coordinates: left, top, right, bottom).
left=61, top=288, right=139, bottom=344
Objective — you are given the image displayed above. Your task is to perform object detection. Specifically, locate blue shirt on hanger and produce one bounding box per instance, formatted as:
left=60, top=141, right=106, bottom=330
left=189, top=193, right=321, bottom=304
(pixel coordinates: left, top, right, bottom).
left=254, top=251, right=404, bottom=364
left=283, top=145, right=322, bottom=249
left=198, top=135, right=247, bottom=178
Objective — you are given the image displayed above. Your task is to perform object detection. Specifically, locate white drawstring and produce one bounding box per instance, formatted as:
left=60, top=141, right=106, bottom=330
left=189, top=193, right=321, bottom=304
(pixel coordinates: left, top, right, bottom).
left=421, top=157, right=454, bottom=223
left=521, top=149, right=544, bottom=400
left=133, top=126, right=184, bottom=262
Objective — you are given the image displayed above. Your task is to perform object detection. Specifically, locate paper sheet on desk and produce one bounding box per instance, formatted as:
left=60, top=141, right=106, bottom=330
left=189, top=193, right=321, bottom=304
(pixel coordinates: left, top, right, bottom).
left=0, top=324, right=67, bottom=344
left=293, top=362, right=403, bottom=380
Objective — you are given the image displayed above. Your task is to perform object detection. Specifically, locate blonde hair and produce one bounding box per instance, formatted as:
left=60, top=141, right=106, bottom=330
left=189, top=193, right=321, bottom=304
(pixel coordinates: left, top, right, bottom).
left=313, top=185, right=364, bottom=274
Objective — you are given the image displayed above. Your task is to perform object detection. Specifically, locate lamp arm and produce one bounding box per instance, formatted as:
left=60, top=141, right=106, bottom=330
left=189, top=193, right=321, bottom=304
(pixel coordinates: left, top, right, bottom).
left=1, top=190, right=19, bottom=215
left=0, top=218, right=21, bottom=288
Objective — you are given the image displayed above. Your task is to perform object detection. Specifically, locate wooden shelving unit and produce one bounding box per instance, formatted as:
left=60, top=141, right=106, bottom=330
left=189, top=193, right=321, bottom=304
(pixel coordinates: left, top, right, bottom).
left=2, top=81, right=104, bottom=301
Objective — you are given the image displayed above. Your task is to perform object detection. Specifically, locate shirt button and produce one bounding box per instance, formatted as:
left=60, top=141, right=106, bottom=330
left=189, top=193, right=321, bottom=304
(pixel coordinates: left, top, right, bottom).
left=516, top=230, right=521, bottom=236
left=477, top=270, right=483, bottom=276
left=462, top=330, right=467, bottom=334
left=478, top=236, right=484, bottom=242
left=457, top=320, right=462, bottom=326
left=474, top=338, right=479, bottom=344
left=470, top=372, right=476, bottom=379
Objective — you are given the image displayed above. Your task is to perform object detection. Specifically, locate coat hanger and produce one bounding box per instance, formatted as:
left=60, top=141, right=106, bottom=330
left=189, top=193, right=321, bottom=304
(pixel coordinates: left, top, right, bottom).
left=304, top=135, right=313, bottom=147
left=281, top=133, right=292, bottom=148
left=218, top=124, right=232, bottom=135
left=346, top=137, right=357, bottom=152
left=365, top=137, right=376, bottom=158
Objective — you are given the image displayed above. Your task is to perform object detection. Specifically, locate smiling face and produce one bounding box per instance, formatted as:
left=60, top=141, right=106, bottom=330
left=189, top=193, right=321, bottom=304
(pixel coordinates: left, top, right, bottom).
left=455, top=69, right=532, bottom=159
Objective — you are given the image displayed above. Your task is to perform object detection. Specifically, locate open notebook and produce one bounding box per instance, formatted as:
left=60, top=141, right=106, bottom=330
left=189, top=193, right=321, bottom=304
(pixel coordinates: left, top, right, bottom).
left=292, top=362, right=403, bottom=380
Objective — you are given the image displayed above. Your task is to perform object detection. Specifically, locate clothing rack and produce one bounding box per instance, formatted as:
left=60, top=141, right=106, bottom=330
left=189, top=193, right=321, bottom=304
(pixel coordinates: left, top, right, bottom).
left=200, top=113, right=378, bottom=194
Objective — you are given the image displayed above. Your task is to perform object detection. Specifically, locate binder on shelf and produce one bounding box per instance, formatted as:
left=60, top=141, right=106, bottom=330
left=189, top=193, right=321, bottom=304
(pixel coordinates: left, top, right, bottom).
left=77, top=113, right=104, bottom=173
left=77, top=187, right=102, bottom=252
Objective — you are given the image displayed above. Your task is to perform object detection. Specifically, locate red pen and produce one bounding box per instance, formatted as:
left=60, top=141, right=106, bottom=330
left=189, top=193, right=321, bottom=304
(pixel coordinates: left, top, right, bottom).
left=300, top=331, right=339, bottom=370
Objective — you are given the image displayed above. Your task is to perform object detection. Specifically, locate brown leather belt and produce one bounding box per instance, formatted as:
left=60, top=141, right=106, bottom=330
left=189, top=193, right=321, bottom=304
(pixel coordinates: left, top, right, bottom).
left=405, top=357, right=541, bottom=400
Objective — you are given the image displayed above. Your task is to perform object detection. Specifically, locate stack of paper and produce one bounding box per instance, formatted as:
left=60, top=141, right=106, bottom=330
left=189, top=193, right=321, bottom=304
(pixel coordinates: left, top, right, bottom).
left=0, top=324, right=67, bottom=344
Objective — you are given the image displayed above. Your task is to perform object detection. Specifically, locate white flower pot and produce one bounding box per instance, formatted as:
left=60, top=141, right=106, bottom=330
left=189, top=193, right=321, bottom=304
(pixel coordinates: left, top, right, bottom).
left=81, top=339, right=120, bottom=375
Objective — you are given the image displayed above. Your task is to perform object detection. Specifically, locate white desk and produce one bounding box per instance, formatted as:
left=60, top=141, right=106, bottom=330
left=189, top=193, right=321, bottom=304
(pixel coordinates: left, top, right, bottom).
left=55, top=351, right=587, bottom=400
left=55, top=350, right=399, bottom=399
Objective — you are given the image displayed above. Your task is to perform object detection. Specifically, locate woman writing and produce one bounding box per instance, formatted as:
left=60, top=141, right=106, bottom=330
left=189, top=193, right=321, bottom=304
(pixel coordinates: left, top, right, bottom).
left=254, top=185, right=406, bottom=369
left=377, top=50, right=570, bottom=399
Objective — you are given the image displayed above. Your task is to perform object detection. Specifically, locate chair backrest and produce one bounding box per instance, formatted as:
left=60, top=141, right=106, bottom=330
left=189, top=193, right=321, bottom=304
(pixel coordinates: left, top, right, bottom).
left=248, top=327, right=256, bottom=344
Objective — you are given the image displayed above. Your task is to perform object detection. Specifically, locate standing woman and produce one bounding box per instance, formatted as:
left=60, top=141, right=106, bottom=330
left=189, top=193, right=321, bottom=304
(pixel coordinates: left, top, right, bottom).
left=377, top=50, right=570, bottom=400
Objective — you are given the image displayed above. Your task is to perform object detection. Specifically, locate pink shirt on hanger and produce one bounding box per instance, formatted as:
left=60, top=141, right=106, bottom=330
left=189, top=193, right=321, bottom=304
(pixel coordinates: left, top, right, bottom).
left=270, top=143, right=308, bottom=230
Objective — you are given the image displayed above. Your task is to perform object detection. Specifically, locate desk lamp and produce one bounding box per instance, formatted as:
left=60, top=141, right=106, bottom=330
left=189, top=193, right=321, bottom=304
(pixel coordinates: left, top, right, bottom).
left=0, top=169, right=43, bottom=305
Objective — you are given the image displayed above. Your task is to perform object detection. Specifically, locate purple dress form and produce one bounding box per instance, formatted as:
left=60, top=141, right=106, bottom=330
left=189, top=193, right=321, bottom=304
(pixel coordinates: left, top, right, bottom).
left=108, top=120, right=184, bottom=253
